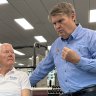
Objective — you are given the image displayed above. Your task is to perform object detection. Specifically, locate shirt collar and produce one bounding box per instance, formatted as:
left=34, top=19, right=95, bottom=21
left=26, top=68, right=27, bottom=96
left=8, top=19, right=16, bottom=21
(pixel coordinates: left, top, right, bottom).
left=8, top=67, right=16, bottom=73
left=5, top=67, right=16, bottom=75
left=71, top=24, right=82, bottom=39
left=0, top=67, right=16, bottom=76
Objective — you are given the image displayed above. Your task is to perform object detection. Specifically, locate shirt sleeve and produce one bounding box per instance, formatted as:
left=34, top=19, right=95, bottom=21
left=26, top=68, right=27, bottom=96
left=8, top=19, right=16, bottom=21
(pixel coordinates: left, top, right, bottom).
left=76, top=57, right=96, bottom=73
left=29, top=49, right=55, bottom=86
left=76, top=32, right=96, bottom=73
left=20, top=72, right=31, bottom=90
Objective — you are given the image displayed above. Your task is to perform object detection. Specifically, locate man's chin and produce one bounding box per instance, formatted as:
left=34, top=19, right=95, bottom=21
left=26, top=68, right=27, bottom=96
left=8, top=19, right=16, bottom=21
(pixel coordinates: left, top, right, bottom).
left=60, top=35, right=68, bottom=39
left=7, top=62, right=14, bottom=65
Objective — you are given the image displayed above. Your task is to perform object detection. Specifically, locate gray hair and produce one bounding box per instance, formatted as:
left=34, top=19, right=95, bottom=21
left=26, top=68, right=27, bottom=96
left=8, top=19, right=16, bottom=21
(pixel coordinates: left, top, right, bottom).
left=0, top=43, right=13, bottom=53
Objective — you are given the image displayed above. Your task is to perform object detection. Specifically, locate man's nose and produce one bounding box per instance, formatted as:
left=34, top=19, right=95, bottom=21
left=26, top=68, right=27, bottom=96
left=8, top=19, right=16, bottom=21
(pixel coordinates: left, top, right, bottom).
left=8, top=51, right=13, bottom=56
left=55, top=23, right=61, bottom=30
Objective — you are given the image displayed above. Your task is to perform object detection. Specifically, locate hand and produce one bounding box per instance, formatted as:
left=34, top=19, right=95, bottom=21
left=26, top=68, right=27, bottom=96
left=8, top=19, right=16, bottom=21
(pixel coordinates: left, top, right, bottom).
left=62, top=47, right=80, bottom=64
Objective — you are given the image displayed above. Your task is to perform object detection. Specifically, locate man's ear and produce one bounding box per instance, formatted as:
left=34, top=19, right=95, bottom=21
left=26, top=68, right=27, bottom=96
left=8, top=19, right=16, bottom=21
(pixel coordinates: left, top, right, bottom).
left=71, top=12, right=76, bottom=21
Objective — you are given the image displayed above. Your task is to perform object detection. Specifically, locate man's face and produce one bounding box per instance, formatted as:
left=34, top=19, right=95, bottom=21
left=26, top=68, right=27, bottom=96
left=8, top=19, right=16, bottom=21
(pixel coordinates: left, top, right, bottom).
left=51, top=14, right=76, bottom=39
left=0, top=45, right=15, bottom=67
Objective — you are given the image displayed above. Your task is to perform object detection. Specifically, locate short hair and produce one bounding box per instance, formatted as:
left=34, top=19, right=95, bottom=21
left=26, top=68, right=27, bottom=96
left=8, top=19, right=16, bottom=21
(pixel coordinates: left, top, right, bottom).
left=48, top=2, right=75, bottom=21
left=0, top=43, right=13, bottom=53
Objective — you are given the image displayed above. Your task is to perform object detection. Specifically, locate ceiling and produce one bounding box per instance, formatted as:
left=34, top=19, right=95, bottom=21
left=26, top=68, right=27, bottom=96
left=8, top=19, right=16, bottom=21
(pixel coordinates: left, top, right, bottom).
left=0, top=0, right=96, bottom=67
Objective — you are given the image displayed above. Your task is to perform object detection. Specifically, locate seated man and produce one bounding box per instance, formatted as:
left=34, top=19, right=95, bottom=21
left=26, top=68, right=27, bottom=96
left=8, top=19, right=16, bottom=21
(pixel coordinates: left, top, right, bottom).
left=0, top=43, right=31, bottom=96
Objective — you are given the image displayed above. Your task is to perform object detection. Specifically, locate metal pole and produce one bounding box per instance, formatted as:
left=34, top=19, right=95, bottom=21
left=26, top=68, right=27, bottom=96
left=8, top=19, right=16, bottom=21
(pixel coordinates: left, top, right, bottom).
left=33, top=42, right=37, bottom=70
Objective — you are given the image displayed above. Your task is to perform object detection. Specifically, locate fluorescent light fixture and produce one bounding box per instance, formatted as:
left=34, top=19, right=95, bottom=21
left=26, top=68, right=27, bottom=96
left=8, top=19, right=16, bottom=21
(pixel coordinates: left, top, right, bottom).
left=34, top=36, right=47, bottom=43
left=14, top=18, right=34, bottom=30
left=0, top=0, right=8, bottom=4
left=14, top=50, right=25, bottom=56
left=18, top=63, right=24, bottom=66
left=89, top=9, right=96, bottom=23
left=48, top=46, right=51, bottom=50
left=29, top=57, right=32, bottom=60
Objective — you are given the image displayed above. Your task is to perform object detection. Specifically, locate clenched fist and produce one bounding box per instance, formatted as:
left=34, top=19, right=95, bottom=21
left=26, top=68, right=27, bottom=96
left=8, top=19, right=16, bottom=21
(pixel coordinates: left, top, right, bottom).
left=62, top=47, right=80, bottom=64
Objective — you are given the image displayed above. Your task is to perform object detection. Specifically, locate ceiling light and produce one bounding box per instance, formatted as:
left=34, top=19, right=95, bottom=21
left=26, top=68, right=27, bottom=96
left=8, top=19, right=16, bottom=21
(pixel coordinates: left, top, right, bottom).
left=34, top=36, right=47, bottom=43
left=0, top=43, right=2, bottom=45
left=14, top=18, right=34, bottom=30
left=0, top=0, right=8, bottom=4
left=14, top=50, right=25, bottom=55
left=18, top=63, right=24, bottom=66
left=48, top=46, right=51, bottom=50
left=89, top=9, right=96, bottom=23
left=29, top=57, right=32, bottom=60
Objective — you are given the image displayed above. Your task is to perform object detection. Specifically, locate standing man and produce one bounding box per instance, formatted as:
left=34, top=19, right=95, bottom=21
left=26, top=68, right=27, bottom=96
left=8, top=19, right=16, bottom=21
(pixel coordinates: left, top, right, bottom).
left=30, top=2, right=96, bottom=96
left=0, top=43, right=31, bottom=96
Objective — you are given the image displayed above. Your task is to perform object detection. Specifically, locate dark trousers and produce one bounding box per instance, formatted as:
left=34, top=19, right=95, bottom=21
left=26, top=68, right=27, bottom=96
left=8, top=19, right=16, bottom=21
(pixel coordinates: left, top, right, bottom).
left=61, top=91, right=96, bottom=96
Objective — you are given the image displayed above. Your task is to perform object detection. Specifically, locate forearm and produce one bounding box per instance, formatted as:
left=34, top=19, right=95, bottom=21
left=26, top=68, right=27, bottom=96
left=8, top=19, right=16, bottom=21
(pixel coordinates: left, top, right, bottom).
left=21, top=89, right=31, bottom=96
left=30, top=55, right=55, bottom=86
left=30, top=62, right=55, bottom=86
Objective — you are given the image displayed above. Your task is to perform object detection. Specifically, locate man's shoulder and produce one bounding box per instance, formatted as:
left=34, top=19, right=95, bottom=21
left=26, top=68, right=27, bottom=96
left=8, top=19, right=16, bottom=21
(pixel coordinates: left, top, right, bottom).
left=15, top=69, right=28, bottom=76
left=53, top=37, right=61, bottom=44
left=81, top=27, right=96, bottom=39
left=83, top=27, right=95, bottom=34
left=51, top=37, right=61, bottom=48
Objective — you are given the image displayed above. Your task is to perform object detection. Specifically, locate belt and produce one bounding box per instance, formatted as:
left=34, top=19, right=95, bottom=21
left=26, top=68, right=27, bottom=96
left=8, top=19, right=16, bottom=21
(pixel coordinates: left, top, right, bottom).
left=64, top=85, right=96, bottom=96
